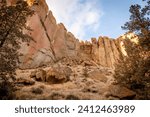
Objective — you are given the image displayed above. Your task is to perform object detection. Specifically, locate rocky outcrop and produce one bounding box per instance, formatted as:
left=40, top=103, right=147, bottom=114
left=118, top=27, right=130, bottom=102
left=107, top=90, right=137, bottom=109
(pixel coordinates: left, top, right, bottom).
left=29, top=65, right=72, bottom=84
left=15, top=63, right=115, bottom=100
left=108, top=85, right=136, bottom=99
left=16, top=0, right=80, bottom=68
left=15, top=77, right=35, bottom=86
left=6, top=0, right=129, bottom=69
left=79, top=37, right=121, bottom=68
left=20, top=12, right=55, bottom=68
left=46, top=66, right=72, bottom=84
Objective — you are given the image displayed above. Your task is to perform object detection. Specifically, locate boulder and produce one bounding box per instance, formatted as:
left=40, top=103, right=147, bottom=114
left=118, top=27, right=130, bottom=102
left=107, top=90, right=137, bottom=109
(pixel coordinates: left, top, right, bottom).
left=88, top=71, right=108, bottom=83
left=46, top=68, right=65, bottom=84
left=82, top=60, right=93, bottom=66
left=15, top=78, right=35, bottom=86
left=46, top=66, right=72, bottom=84
left=30, top=70, right=37, bottom=78
left=109, top=85, right=136, bottom=99
left=35, top=69, right=46, bottom=82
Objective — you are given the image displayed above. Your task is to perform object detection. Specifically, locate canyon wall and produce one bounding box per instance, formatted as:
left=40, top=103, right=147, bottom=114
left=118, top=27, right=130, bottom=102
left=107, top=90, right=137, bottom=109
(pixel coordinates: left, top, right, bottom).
left=6, top=0, right=127, bottom=68
left=10, top=0, right=80, bottom=68
left=79, top=37, right=121, bottom=68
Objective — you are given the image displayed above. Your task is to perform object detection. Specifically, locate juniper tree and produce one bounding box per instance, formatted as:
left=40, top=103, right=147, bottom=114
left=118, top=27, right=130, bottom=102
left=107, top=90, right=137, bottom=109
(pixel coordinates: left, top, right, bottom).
left=0, top=0, right=34, bottom=99
left=114, top=0, right=150, bottom=99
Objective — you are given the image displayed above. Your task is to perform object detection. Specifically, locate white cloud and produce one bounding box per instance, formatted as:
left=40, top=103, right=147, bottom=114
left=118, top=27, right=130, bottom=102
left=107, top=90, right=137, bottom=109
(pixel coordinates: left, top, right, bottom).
left=46, top=0, right=103, bottom=40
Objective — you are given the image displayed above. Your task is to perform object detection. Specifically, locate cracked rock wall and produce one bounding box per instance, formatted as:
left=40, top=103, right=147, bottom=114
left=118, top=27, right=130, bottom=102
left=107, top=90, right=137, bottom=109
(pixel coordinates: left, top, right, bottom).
left=6, top=0, right=126, bottom=69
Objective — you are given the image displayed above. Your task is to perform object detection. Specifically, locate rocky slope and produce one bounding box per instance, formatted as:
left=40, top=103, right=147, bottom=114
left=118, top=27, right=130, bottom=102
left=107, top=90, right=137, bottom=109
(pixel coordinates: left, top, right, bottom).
left=15, top=61, right=136, bottom=100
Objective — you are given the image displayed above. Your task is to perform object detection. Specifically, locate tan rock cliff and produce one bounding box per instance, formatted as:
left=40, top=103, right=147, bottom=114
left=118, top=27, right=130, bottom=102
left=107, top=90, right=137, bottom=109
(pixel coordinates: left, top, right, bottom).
left=6, top=0, right=131, bottom=69
left=79, top=37, right=121, bottom=68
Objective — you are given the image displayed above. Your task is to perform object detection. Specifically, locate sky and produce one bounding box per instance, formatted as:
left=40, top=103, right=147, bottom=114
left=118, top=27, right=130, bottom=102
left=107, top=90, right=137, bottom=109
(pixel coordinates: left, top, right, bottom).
left=46, top=0, right=143, bottom=40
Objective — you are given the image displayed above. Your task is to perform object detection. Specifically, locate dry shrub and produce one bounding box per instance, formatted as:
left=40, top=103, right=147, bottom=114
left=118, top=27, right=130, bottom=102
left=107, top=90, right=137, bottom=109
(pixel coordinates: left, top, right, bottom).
left=0, top=79, right=15, bottom=99
left=66, top=95, right=80, bottom=100
left=31, top=87, right=43, bottom=94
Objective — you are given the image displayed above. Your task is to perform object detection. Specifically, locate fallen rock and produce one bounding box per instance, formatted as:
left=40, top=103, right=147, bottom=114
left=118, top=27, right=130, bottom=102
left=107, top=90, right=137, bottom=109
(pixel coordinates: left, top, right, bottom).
left=46, top=66, right=72, bottom=84
left=88, top=71, right=108, bottom=83
left=82, top=60, right=93, bottom=66
left=46, top=69, right=65, bottom=84
left=109, top=85, right=136, bottom=99
left=62, top=66, right=72, bottom=80
left=35, top=69, right=46, bottom=82
left=15, top=78, right=35, bottom=86
left=30, top=70, right=37, bottom=78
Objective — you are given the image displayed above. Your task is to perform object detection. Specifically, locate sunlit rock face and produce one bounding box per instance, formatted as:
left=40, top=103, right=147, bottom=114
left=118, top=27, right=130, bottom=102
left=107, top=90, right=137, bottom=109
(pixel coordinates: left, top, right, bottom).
left=79, top=33, right=139, bottom=68
left=120, top=32, right=139, bottom=44
left=118, top=32, right=139, bottom=56
left=26, top=0, right=35, bottom=6
left=6, top=0, right=138, bottom=69
left=18, top=0, right=55, bottom=68
left=79, top=37, right=121, bottom=68
left=17, top=0, right=80, bottom=68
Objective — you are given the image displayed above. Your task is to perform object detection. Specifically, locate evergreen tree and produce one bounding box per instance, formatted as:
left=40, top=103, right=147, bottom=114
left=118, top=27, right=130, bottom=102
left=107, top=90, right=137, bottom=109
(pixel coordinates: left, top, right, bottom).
left=114, top=0, right=150, bottom=99
left=0, top=0, right=34, bottom=99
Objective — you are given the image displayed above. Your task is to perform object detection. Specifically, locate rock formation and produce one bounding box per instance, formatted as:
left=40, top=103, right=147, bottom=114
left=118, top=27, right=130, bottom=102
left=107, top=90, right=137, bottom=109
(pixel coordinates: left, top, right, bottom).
left=79, top=37, right=121, bottom=68
left=5, top=0, right=129, bottom=69
left=3, top=0, right=139, bottom=100
left=19, top=0, right=80, bottom=68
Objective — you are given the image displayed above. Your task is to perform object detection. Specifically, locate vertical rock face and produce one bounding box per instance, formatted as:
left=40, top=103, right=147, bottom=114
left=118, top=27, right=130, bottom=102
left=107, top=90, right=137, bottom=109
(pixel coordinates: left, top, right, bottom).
left=18, top=0, right=80, bottom=68
left=18, top=0, right=55, bottom=68
left=79, top=37, right=121, bottom=68
left=20, top=13, right=55, bottom=68
left=6, top=0, right=132, bottom=69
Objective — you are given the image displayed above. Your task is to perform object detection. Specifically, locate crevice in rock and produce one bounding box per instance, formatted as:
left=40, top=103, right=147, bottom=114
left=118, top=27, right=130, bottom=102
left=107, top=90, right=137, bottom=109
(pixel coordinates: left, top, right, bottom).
left=110, top=40, right=115, bottom=67
left=107, top=40, right=113, bottom=68
left=114, top=40, right=124, bottom=60
left=102, top=38, right=109, bottom=67
left=39, top=18, right=56, bottom=62
left=110, top=40, right=116, bottom=61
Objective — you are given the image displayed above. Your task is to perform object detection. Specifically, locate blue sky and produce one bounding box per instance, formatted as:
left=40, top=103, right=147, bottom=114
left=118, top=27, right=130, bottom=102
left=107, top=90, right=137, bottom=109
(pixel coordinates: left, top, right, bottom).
left=46, top=0, right=143, bottom=40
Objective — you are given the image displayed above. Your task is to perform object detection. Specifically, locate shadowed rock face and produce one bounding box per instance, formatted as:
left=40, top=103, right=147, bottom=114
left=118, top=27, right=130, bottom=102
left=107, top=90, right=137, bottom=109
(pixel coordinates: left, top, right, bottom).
left=6, top=0, right=125, bottom=69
